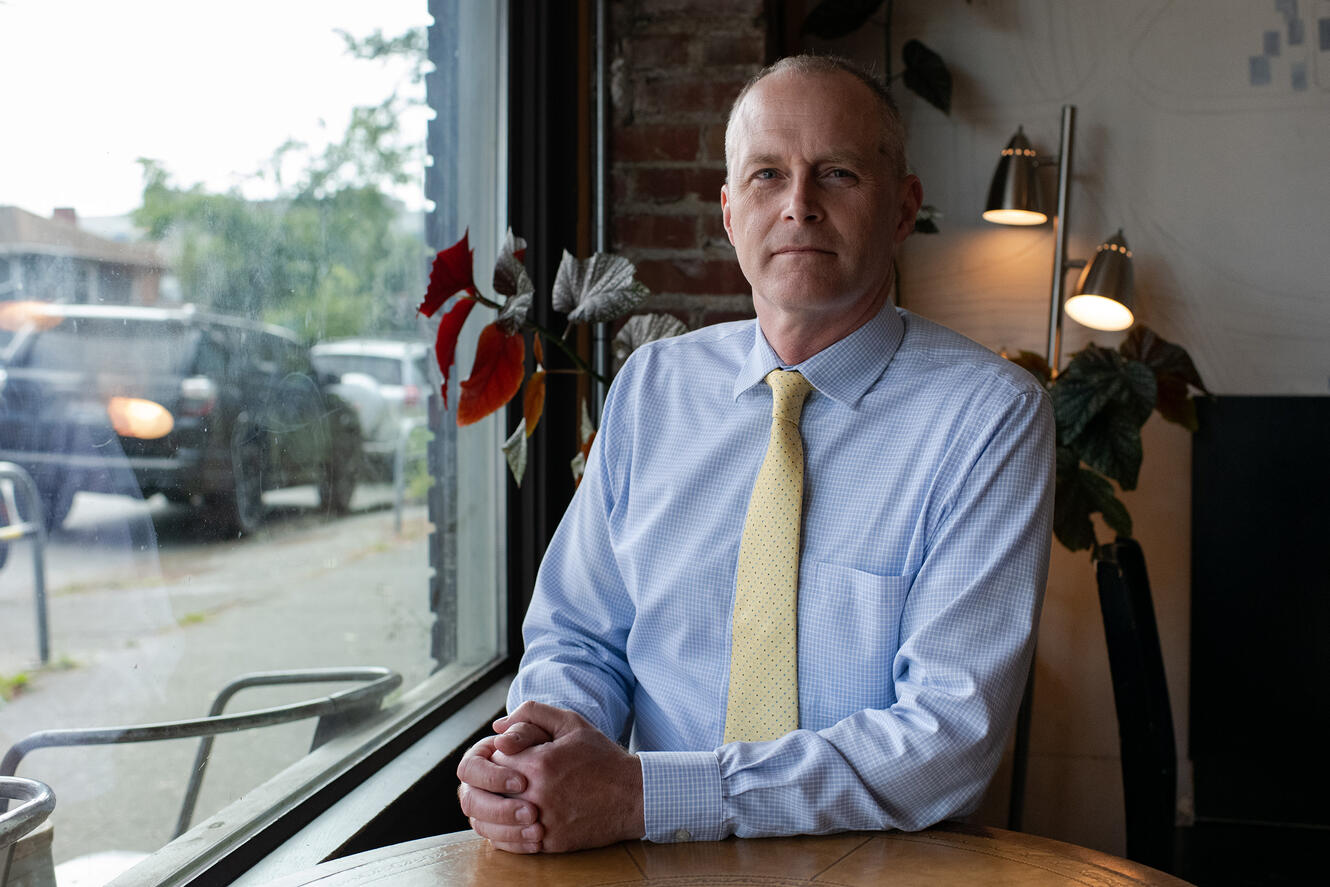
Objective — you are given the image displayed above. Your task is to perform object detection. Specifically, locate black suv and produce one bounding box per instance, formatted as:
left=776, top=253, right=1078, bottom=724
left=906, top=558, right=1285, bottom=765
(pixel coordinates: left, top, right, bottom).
left=0, top=303, right=362, bottom=536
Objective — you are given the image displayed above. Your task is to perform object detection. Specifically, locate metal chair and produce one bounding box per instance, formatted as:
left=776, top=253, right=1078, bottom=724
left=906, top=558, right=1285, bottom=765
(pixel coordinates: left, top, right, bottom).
left=2, top=667, right=402, bottom=841
left=0, top=776, right=55, bottom=887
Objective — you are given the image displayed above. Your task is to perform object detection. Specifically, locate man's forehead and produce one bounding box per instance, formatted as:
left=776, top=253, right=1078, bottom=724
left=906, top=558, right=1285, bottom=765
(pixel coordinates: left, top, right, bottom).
left=730, top=73, right=888, bottom=164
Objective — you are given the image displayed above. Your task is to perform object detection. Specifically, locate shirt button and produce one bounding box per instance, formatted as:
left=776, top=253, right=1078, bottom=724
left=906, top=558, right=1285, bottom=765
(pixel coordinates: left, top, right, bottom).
left=673, top=828, right=692, bottom=842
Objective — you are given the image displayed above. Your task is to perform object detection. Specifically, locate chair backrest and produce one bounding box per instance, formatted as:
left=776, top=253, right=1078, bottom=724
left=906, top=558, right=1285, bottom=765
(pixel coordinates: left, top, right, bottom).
left=1095, top=537, right=1176, bottom=872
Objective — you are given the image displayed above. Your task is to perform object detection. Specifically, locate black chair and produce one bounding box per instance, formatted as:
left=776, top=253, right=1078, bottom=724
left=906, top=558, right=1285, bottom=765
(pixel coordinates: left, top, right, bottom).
left=1095, top=537, right=1178, bottom=873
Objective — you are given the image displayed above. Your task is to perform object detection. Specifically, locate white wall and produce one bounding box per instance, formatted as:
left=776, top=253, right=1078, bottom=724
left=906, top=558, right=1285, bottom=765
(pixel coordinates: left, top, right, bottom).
left=812, top=0, right=1330, bottom=855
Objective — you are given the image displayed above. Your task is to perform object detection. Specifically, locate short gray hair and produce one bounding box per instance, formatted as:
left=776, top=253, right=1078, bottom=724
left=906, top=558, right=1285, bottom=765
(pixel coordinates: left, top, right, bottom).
left=724, top=55, right=908, bottom=182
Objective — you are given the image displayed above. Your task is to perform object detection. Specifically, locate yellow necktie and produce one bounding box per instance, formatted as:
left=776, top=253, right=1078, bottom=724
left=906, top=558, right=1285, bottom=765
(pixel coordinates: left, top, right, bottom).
left=725, top=369, right=814, bottom=743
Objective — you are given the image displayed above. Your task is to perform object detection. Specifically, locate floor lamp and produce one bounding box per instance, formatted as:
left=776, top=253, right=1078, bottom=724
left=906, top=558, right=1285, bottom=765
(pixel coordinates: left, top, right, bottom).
left=983, top=105, right=1137, bottom=831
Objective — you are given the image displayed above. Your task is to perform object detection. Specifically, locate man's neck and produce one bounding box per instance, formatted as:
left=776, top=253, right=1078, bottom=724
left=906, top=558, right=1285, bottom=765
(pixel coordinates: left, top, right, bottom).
left=758, top=289, right=890, bottom=366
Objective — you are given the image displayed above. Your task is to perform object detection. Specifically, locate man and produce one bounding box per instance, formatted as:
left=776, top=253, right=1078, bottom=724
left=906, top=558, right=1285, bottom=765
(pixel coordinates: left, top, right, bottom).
left=457, top=55, right=1054, bottom=854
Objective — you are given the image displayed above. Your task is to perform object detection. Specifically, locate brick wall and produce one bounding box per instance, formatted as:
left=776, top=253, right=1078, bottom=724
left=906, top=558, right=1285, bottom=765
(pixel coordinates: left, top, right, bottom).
left=608, top=0, right=768, bottom=330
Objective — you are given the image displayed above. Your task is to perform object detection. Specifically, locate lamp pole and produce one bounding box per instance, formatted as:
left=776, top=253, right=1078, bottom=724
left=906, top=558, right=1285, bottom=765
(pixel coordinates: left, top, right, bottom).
left=1046, top=104, right=1076, bottom=373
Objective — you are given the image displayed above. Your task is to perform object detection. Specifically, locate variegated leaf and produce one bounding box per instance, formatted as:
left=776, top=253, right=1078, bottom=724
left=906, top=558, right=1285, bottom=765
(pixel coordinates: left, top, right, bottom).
left=493, top=228, right=529, bottom=297
left=553, top=250, right=650, bottom=324
left=502, top=419, right=528, bottom=485
left=495, top=266, right=534, bottom=335
left=613, top=312, right=689, bottom=371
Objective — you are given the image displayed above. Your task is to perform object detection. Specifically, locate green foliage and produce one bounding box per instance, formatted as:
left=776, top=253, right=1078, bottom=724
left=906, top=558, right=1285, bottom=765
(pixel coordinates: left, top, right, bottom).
left=0, top=670, right=30, bottom=702
left=130, top=26, right=429, bottom=343
left=1013, top=327, right=1209, bottom=557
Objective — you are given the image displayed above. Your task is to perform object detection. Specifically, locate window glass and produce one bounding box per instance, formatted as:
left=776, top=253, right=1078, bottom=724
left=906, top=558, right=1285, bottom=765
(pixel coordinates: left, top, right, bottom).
left=0, top=0, right=505, bottom=874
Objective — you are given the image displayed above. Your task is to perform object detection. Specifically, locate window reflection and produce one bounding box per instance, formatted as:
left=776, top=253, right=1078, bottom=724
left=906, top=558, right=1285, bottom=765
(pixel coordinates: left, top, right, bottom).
left=0, top=0, right=505, bottom=876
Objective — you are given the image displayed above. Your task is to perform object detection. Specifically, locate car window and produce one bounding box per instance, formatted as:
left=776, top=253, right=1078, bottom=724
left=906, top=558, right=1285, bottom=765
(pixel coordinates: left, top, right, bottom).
left=314, top=354, right=404, bottom=386
left=18, top=317, right=200, bottom=376
left=0, top=2, right=507, bottom=877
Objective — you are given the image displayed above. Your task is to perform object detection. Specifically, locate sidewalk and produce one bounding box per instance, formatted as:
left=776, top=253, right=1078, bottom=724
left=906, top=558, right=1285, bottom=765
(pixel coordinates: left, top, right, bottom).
left=0, top=487, right=437, bottom=865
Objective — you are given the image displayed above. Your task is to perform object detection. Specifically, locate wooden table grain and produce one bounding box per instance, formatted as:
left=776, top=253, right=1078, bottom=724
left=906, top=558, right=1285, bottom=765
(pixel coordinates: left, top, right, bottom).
left=259, top=823, right=1195, bottom=887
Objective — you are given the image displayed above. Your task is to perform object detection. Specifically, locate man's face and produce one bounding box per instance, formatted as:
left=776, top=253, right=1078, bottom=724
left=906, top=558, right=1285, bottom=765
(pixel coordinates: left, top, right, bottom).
left=722, top=71, right=921, bottom=329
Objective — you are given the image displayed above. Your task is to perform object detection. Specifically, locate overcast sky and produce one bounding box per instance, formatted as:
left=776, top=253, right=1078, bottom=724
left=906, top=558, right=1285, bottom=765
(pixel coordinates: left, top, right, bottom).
left=0, top=0, right=432, bottom=219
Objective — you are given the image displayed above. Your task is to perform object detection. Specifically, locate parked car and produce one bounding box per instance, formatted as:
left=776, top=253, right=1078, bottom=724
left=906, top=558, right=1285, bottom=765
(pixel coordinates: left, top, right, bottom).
left=0, top=303, right=362, bottom=536
left=310, top=338, right=433, bottom=474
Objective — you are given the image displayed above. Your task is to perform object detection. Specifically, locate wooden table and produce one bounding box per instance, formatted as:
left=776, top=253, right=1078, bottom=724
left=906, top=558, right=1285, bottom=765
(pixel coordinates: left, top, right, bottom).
left=260, top=823, right=1195, bottom=886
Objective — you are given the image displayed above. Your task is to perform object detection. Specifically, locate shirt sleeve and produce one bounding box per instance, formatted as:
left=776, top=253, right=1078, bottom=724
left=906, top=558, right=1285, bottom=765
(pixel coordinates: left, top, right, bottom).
left=639, top=386, right=1055, bottom=841
left=506, top=371, right=637, bottom=744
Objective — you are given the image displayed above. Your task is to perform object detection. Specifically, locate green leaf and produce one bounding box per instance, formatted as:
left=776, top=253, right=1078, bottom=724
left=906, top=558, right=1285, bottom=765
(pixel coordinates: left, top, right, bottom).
left=1074, top=408, right=1146, bottom=490
left=801, top=0, right=885, bottom=39
left=902, top=40, right=952, bottom=114
left=1052, top=347, right=1154, bottom=490
left=1053, top=448, right=1133, bottom=553
left=1052, top=346, right=1156, bottom=442
left=1120, top=325, right=1209, bottom=431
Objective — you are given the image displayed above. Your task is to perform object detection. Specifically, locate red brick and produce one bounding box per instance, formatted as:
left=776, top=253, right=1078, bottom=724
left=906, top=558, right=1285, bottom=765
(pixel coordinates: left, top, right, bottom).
left=614, top=213, right=698, bottom=250
left=635, top=258, right=750, bottom=295
left=702, top=124, right=728, bottom=163
left=613, top=124, right=701, bottom=163
left=629, top=34, right=693, bottom=70
left=702, top=33, right=765, bottom=67
left=701, top=211, right=731, bottom=247
left=622, top=166, right=727, bottom=205
left=683, top=167, right=727, bottom=202
left=628, top=167, right=687, bottom=203
left=642, top=0, right=763, bottom=16
left=701, top=308, right=756, bottom=326
left=639, top=76, right=749, bottom=117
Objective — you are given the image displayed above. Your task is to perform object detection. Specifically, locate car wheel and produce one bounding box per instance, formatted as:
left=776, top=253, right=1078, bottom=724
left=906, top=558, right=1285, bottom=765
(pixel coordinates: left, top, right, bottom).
left=0, top=498, right=9, bottom=571
left=319, top=409, right=360, bottom=516
left=206, top=424, right=265, bottom=536
left=42, top=487, right=75, bottom=533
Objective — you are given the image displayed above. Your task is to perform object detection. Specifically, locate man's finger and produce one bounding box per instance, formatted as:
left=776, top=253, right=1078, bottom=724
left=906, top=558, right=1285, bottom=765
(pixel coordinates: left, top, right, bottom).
left=457, top=749, right=527, bottom=794
left=494, top=701, right=588, bottom=737
left=457, top=783, right=540, bottom=829
left=468, top=815, right=544, bottom=849
left=492, top=720, right=553, bottom=756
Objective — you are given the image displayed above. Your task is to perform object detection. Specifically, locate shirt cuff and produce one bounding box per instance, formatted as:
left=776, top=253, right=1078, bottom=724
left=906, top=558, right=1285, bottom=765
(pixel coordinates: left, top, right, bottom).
left=638, top=750, right=725, bottom=843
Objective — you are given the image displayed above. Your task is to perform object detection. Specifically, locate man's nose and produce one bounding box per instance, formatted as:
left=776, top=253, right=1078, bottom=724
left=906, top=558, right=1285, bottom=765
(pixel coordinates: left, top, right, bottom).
left=782, top=174, right=822, bottom=223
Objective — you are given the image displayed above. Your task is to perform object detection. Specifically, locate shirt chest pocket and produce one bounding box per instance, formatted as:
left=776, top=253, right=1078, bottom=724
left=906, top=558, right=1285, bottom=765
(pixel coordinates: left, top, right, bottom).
left=797, top=562, right=914, bottom=728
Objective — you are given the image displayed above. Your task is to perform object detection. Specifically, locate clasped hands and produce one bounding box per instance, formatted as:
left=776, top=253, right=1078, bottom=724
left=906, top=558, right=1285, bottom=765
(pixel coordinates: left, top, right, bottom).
left=456, top=700, right=645, bottom=853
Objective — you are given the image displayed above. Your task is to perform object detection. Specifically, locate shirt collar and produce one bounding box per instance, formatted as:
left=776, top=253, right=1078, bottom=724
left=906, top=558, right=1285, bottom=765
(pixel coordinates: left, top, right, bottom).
left=732, top=304, right=905, bottom=408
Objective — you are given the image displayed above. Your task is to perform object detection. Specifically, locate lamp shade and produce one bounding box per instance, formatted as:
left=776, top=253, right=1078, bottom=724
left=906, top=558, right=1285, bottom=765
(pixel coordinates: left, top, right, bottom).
left=982, top=127, right=1046, bottom=225
left=1065, top=229, right=1135, bottom=331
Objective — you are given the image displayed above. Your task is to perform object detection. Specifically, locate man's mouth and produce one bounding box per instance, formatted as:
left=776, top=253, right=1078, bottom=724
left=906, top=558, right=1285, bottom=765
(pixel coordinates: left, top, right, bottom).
left=773, top=247, right=834, bottom=256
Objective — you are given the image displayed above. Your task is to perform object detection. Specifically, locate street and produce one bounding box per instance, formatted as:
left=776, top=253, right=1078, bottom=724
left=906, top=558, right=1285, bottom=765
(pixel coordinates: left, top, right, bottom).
left=0, top=483, right=437, bottom=867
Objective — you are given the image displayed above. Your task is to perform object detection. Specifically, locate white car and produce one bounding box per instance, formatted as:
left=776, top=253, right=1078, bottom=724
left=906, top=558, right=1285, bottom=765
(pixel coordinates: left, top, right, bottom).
left=310, top=339, right=434, bottom=473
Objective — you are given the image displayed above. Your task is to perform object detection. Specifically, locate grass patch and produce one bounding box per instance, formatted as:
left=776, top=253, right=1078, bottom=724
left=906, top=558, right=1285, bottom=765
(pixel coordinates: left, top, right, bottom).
left=179, top=611, right=209, bottom=626
left=0, top=671, right=31, bottom=702
left=0, top=656, right=82, bottom=704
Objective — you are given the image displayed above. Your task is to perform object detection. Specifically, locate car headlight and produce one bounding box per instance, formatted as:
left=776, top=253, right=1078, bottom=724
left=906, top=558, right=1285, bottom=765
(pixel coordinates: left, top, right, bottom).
left=108, top=396, right=175, bottom=439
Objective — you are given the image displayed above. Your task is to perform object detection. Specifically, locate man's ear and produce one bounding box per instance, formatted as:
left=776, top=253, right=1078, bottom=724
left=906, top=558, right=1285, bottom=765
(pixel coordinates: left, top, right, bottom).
left=721, top=183, right=736, bottom=247
left=895, top=175, right=924, bottom=243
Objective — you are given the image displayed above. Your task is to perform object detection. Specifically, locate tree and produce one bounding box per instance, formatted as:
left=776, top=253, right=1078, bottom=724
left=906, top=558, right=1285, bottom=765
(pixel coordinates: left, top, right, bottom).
left=131, top=27, right=430, bottom=342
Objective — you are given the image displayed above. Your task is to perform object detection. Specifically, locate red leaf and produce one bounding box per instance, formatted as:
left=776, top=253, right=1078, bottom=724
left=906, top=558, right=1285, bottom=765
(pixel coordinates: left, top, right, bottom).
left=523, top=369, right=547, bottom=436
left=458, top=323, right=526, bottom=426
left=419, top=230, right=476, bottom=317
left=433, top=296, right=477, bottom=407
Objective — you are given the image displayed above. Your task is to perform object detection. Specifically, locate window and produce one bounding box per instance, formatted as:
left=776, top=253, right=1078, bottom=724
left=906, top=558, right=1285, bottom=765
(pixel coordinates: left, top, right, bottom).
left=0, top=2, right=512, bottom=882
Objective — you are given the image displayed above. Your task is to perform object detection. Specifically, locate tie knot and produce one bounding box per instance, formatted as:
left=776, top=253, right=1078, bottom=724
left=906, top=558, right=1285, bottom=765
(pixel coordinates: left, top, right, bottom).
left=765, top=370, right=812, bottom=423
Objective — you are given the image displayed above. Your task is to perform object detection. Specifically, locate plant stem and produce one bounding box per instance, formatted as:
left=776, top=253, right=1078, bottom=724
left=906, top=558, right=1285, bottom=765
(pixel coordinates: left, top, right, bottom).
left=467, top=292, right=610, bottom=385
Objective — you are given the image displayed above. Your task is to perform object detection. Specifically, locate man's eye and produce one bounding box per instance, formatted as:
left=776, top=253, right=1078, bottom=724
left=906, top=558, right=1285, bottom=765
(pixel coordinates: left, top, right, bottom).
left=753, top=169, right=778, bottom=180
left=826, top=168, right=856, bottom=179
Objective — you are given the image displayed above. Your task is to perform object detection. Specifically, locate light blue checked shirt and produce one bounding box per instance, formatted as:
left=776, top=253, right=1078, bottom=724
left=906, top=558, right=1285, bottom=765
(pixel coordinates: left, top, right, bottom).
left=509, top=305, right=1054, bottom=842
